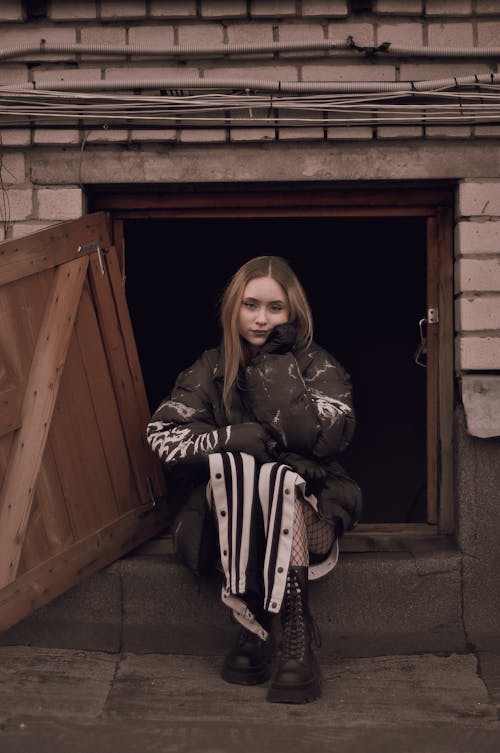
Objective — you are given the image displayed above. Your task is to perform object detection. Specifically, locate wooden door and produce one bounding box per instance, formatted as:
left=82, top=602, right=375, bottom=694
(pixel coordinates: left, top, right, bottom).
left=0, top=212, right=167, bottom=632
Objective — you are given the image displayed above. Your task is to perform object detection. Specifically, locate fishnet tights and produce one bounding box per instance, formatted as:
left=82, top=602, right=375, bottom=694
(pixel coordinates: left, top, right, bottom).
left=290, top=497, right=335, bottom=566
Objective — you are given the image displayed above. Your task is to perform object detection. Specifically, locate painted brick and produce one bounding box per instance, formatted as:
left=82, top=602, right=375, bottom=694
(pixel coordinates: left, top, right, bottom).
left=375, top=0, right=422, bottom=12
left=86, top=129, right=129, bottom=142
left=128, top=26, right=175, bottom=47
left=477, top=22, right=500, bottom=47
left=203, top=62, right=297, bottom=78
left=11, top=221, right=55, bottom=239
left=104, top=64, right=199, bottom=79
left=278, top=127, right=324, bottom=140
left=7, top=189, right=32, bottom=220
left=80, top=27, right=126, bottom=45
left=458, top=336, right=500, bottom=370
left=0, top=65, right=28, bottom=85
left=0, top=27, right=76, bottom=47
left=250, top=1, right=296, bottom=17
left=328, top=21, right=375, bottom=47
left=130, top=129, right=177, bottom=142
left=34, top=129, right=81, bottom=145
left=179, top=129, right=227, bottom=142
left=427, top=23, right=474, bottom=46
left=0, top=1, right=23, bottom=22
left=425, top=0, right=472, bottom=15
left=377, top=22, right=424, bottom=46
left=227, top=23, right=274, bottom=44
left=476, top=1, right=500, bottom=13
left=456, top=258, right=500, bottom=293
left=200, top=1, right=248, bottom=18
left=0, top=129, right=30, bottom=146
left=302, top=1, right=348, bottom=16
left=49, top=1, right=97, bottom=20
left=302, top=62, right=395, bottom=81
left=37, top=187, right=83, bottom=220
left=377, top=126, right=423, bottom=139
left=101, top=0, right=146, bottom=18
left=0, top=152, right=25, bottom=184
left=426, top=126, right=472, bottom=138
left=33, top=67, right=102, bottom=83
left=150, top=1, right=196, bottom=17
left=456, top=220, right=500, bottom=254
left=230, top=128, right=275, bottom=141
left=456, top=295, right=500, bottom=331
left=475, top=126, right=500, bottom=138
left=177, top=24, right=224, bottom=46
left=458, top=182, right=500, bottom=218
left=399, top=62, right=492, bottom=80
left=327, top=126, right=373, bottom=140
left=278, top=23, right=325, bottom=42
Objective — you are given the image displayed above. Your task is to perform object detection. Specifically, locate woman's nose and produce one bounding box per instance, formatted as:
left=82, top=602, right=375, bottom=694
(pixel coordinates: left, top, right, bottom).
left=255, top=306, right=267, bottom=323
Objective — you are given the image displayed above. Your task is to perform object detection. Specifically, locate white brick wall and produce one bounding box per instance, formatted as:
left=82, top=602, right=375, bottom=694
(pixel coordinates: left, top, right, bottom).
left=456, top=180, right=500, bottom=373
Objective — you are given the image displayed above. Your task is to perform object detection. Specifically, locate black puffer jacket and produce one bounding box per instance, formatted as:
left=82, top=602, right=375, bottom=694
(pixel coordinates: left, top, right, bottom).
left=147, top=341, right=362, bottom=532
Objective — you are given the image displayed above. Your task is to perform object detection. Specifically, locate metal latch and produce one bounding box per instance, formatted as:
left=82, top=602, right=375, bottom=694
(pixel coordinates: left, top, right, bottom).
left=414, top=308, right=439, bottom=368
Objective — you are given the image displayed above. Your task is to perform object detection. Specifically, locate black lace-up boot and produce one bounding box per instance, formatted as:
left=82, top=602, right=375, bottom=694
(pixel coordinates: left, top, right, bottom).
left=221, top=613, right=275, bottom=685
left=267, top=566, right=322, bottom=704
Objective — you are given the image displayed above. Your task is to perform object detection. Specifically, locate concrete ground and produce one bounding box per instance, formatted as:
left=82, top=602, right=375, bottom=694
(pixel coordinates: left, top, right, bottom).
left=1, top=646, right=500, bottom=753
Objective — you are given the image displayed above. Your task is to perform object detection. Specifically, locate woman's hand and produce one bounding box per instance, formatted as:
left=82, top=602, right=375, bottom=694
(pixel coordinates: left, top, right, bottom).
left=279, top=451, right=327, bottom=495
left=259, top=323, right=297, bottom=355
left=224, top=422, right=273, bottom=464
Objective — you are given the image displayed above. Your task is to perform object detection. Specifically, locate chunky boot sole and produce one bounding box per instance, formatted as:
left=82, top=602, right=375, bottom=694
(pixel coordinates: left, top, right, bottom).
left=267, top=675, right=322, bottom=704
left=221, top=661, right=272, bottom=686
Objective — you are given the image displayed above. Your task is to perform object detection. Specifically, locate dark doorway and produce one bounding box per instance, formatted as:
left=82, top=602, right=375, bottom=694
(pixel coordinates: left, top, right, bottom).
left=124, top=217, right=427, bottom=525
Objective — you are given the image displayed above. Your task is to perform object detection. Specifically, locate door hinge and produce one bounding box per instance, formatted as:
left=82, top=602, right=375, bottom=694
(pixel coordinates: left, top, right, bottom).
left=427, top=307, right=439, bottom=324
left=97, top=246, right=107, bottom=276
left=77, top=239, right=107, bottom=275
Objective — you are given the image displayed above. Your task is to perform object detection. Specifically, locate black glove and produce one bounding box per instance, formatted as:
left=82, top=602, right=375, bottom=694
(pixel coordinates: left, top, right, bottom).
left=258, top=323, right=297, bottom=356
left=279, top=451, right=327, bottom=495
left=223, top=422, right=273, bottom=464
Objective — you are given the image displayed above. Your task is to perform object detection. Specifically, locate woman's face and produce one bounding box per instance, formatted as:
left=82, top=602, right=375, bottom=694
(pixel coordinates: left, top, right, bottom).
left=238, top=275, right=290, bottom=354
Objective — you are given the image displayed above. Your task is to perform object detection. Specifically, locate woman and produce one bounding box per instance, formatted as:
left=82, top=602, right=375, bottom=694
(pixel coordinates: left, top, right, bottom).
left=146, top=256, right=361, bottom=704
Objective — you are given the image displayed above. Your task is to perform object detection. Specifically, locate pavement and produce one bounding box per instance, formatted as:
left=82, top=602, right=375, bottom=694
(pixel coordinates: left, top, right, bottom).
left=1, top=646, right=500, bottom=753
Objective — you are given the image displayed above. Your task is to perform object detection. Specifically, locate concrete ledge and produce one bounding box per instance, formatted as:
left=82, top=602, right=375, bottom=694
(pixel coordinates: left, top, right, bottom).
left=0, top=545, right=465, bottom=657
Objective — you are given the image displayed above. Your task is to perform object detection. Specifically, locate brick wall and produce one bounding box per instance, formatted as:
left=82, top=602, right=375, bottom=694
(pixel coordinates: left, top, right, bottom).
left=1, top=0, right=500, bottom=395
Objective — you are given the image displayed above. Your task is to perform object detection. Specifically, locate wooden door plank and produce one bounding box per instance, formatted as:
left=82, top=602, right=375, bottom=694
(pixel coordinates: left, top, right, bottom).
left=437, top=206, right=454, bottom=535
left=0, top=500, right=169, bottom=633
left=18, top=441, right=75, bottom=576
left=0, top=256, right=89, bottom=587
left=106, top=248, right=166, bottom=498
left=75, top=279, right=138, bottom=515
left=0, top=385, right=22, bottom=438
left=87, top=250, right=156, bottom=505
left=426, top=216, right=440, bottom=526
left=48, top=330, right=121, bottom=540
left=0, top=212, right=111, bottom=287
left=92, top=188, right=454, bottom=212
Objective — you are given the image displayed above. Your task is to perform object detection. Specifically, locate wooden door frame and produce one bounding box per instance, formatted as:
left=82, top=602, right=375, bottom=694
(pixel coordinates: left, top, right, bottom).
left=91, top=185, right=455, bottom=542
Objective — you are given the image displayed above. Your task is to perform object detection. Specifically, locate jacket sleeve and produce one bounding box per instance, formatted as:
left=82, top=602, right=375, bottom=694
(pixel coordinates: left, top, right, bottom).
left=244, top=347, right=355, bottom=460
left=146, top=353, right=231, bottom=467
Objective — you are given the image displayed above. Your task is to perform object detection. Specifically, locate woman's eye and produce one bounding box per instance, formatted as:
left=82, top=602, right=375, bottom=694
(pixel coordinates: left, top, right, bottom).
left=243, top=301, right=256, bottom=309
left=270, top=305, right=284, bottom=313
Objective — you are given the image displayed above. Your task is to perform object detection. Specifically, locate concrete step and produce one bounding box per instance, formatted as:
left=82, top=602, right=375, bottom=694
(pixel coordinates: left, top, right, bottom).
left=1, top=646, right=499, bottom=753
left=0, top=532, right=466, bottom=657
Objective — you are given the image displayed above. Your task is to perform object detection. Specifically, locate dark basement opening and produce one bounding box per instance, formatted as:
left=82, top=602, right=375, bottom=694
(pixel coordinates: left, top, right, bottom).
left=123, top=217, right=427, bottom=525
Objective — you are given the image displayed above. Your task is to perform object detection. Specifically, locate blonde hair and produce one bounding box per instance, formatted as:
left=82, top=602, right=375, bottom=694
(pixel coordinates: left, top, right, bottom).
left=220, top=256, right=313, bottom=416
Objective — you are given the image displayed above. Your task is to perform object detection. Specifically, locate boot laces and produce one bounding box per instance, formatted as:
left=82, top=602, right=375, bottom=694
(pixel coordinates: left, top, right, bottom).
left=281, top=571, right=322, bottom=660
left=281, top=571, right=306, bottom=661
